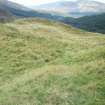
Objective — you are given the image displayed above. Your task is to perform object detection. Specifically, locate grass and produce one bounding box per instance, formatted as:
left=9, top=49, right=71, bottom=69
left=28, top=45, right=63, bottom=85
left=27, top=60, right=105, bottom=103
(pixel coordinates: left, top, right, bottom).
left=0, top=18, right=105, bottom=105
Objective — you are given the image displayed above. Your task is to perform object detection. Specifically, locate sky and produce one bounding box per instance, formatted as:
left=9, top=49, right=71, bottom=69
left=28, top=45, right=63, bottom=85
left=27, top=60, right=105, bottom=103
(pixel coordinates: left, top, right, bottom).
left=9, top=0, right=105, bottom=6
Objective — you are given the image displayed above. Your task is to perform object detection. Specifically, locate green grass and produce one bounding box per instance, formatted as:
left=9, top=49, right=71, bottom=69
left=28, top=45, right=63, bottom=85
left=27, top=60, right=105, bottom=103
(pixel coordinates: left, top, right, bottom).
left=0, top=18, right=105, bottom=105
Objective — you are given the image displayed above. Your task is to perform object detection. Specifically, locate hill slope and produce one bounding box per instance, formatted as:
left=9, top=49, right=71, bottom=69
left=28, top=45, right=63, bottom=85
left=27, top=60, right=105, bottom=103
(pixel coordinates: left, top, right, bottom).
left=74, top=13, right=105, bottom=34
left=0, top=0, right=62, bottom=21
left=61, top=13, right=105, bottom=34
left=0, top=18, right=105, bottom=105
left=31, top=0, right=105, bottom=17
left=0, top=0, right=13, bottom=21
left=0, top=0, right=30, bottom=18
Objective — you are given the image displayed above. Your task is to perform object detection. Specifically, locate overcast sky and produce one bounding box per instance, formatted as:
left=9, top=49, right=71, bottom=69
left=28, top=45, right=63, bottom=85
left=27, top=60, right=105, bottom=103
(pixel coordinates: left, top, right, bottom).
left=9, top=0, right=105, bottom=6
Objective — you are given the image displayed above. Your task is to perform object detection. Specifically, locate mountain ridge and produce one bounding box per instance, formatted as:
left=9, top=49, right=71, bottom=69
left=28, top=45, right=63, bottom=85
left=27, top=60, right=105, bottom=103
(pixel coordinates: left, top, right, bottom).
left=31, top=0, right=105, bottom=17
left=0, top=0, right=63, bottom=22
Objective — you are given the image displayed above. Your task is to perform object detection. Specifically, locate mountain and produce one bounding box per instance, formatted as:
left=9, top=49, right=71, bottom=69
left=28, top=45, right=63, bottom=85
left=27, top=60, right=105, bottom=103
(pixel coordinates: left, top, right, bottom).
left=0, top=8, right=12, bottom=21
left=0, top=0, right=13, bottom=21
left=61, top=13, right=105, bottom=34
left=0, top=0, right=63, bottom=22
left=31, top=0, right=105, bottom=18
left=0, top=0, right=30, bottom=16
left=74, top=13, right=105, bottom=34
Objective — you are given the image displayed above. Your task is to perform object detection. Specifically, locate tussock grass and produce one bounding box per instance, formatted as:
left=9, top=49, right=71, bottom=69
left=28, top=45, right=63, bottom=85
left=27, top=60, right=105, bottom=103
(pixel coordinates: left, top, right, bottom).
left=0, top=18, right=105, bottom=105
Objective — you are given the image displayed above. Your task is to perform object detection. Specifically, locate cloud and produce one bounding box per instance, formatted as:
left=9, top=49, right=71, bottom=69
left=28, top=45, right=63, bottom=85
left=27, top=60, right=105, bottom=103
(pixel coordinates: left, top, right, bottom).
left=9, top=0, right=61, bottom=6
left=9, top=0, right=105, bottom=6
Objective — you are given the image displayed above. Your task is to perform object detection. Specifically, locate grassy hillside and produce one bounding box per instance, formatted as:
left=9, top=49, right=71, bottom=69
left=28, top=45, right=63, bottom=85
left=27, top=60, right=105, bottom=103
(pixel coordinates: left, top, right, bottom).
left=0, top=18, right=105, bottom=105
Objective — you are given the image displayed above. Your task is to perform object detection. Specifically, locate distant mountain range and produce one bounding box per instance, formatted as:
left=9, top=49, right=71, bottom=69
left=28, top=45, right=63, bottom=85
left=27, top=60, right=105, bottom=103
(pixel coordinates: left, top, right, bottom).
left=31, top=0, right=105, bottom=18
left=0, top=0, right=62, bottom=22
